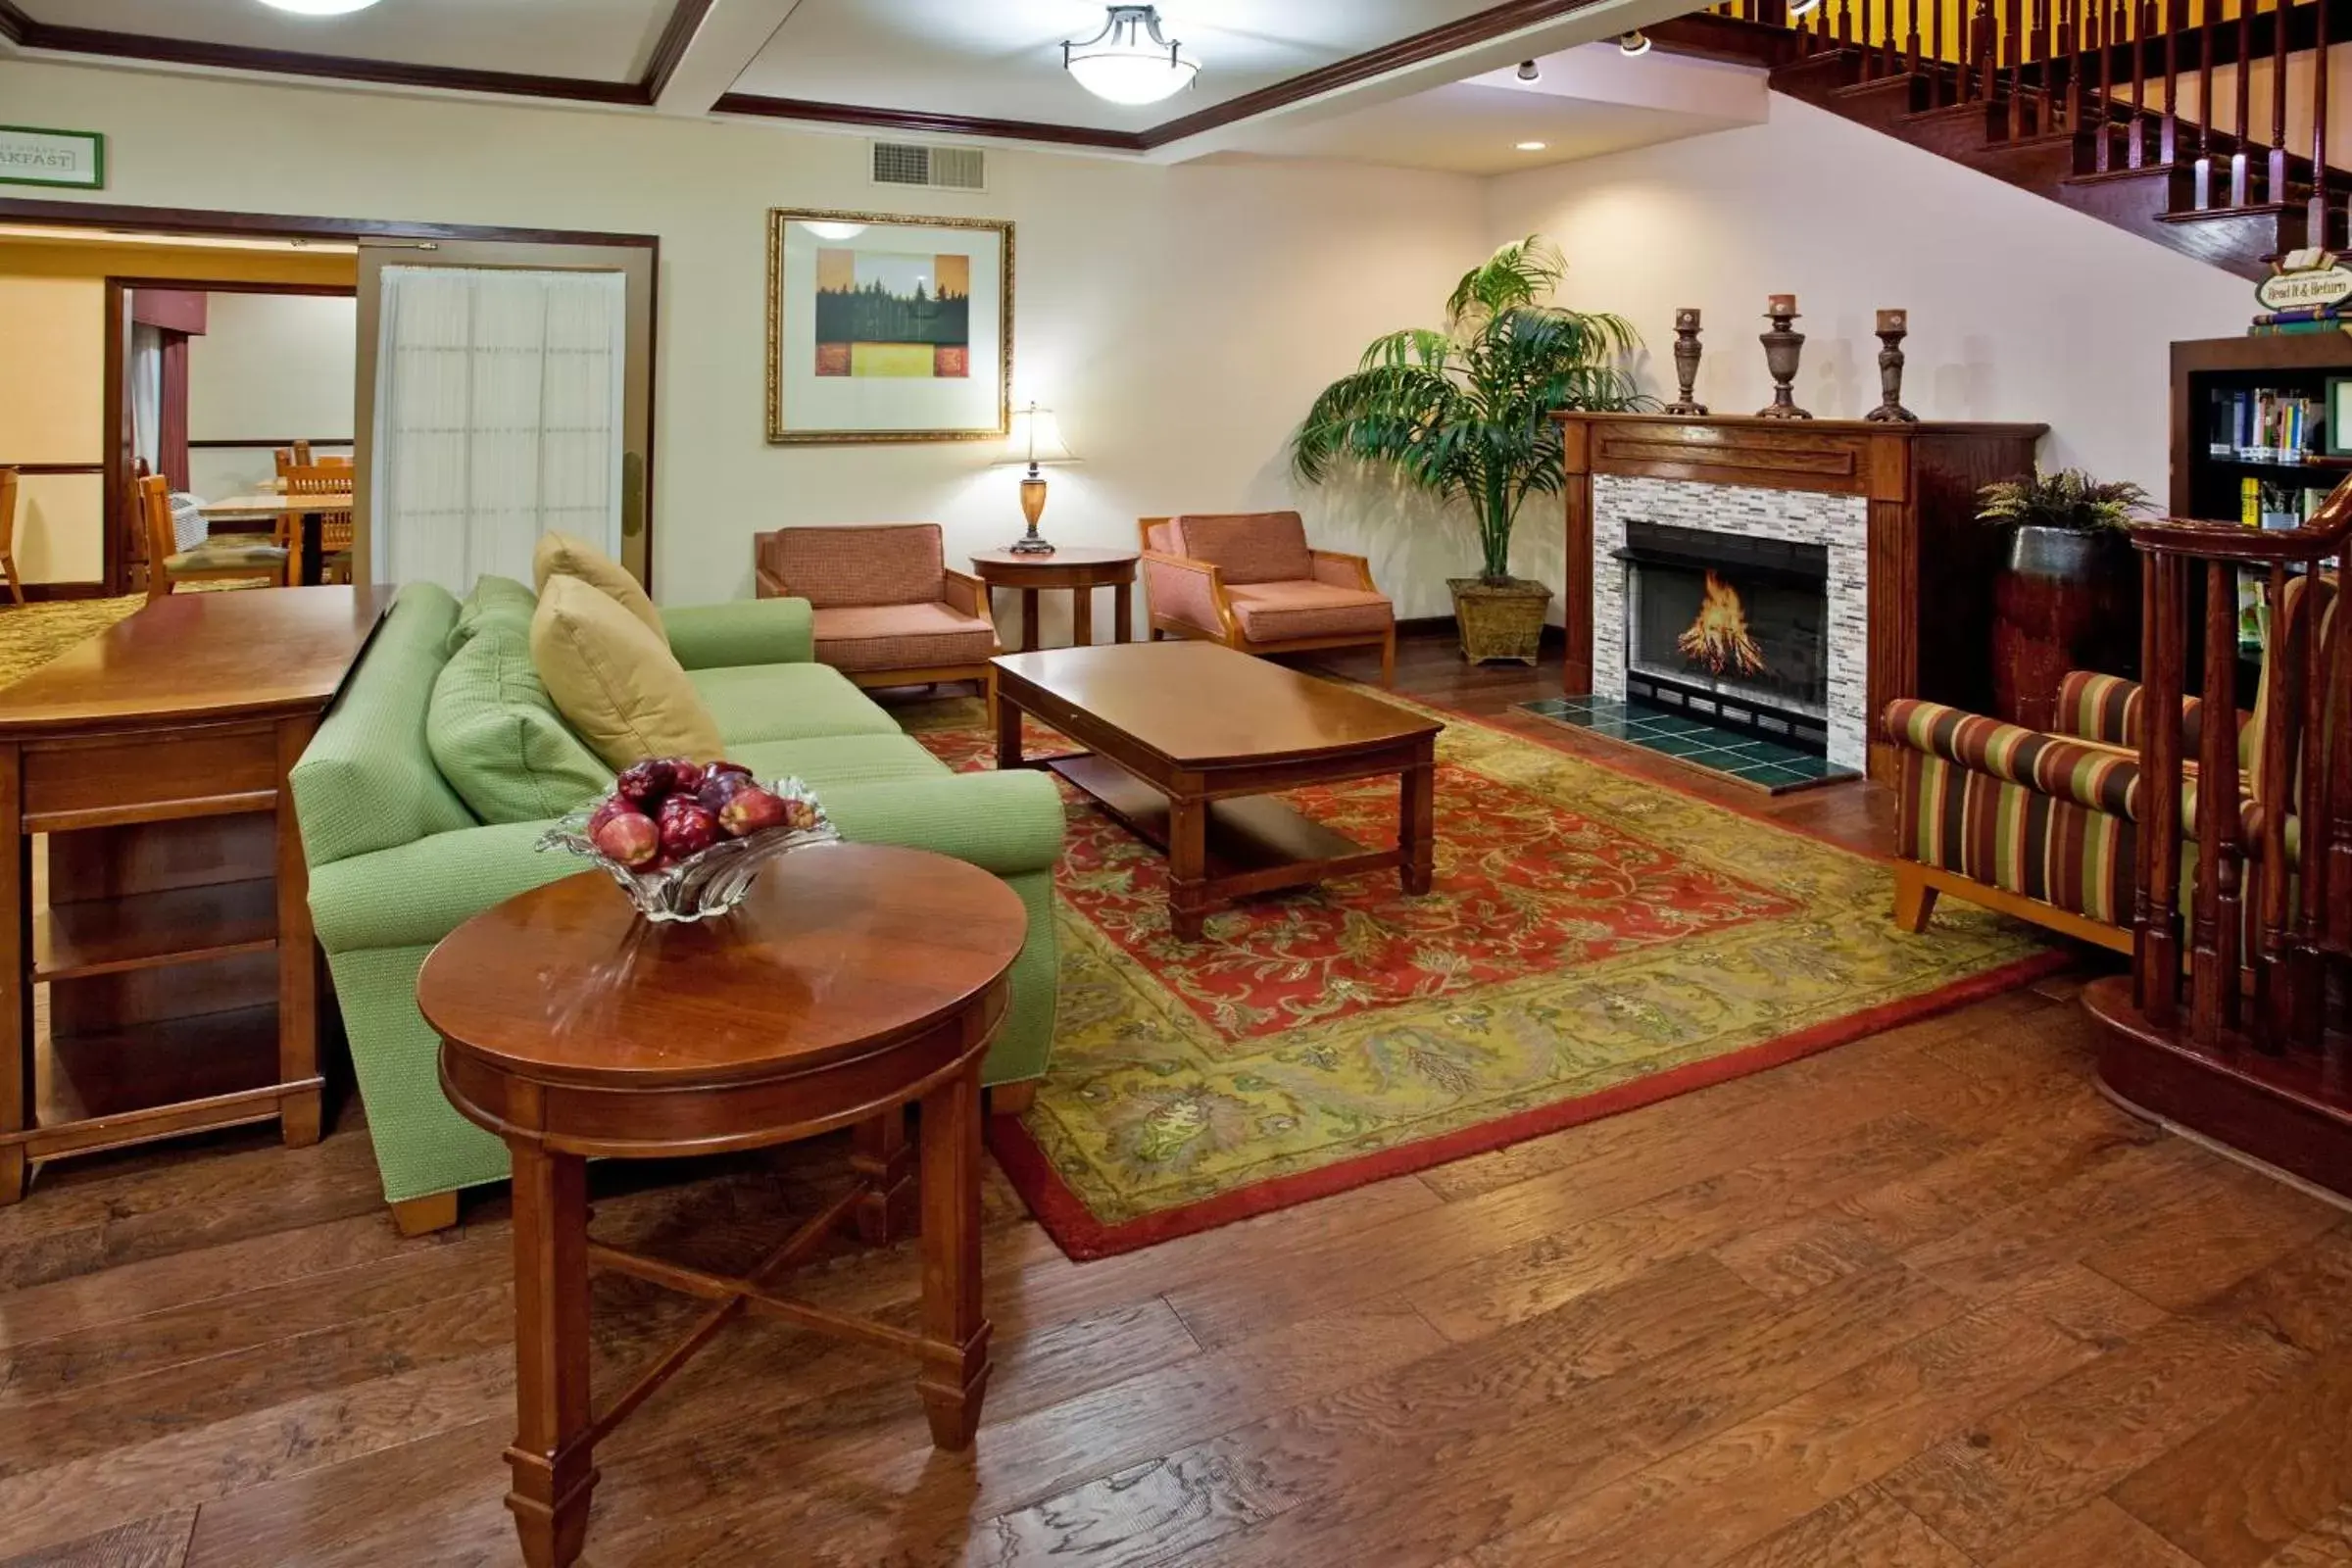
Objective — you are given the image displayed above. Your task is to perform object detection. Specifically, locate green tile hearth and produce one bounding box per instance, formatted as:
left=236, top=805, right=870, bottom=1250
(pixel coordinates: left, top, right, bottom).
left=1516, top=697, right=1858, bottom=795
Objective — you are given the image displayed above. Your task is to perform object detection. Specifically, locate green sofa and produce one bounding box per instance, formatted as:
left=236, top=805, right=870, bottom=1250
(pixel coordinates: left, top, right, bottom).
left=291, top=578, right=1062, bottom=1230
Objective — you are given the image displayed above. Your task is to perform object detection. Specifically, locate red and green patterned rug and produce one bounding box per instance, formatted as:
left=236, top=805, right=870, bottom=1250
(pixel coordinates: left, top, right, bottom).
left=903, top=691, right=2056, bottom=1260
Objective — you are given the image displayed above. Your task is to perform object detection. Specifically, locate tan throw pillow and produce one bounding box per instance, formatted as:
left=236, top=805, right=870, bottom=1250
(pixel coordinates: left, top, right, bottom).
left=530, top=574, right=724, bottom=768
left=533, top=531, right=663, bottom=642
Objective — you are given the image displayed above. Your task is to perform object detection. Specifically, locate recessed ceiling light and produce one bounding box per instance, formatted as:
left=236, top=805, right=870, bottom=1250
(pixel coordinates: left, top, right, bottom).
left=256, top=0, right=383, bottom=13
left=1516, top=141, right=1547, bottom=152
left=1618, top=29, right=1653, bottom=56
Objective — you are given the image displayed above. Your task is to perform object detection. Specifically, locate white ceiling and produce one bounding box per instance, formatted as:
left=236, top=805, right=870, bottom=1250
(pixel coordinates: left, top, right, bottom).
left=1219, top=42, right=1767, bottom=175
left=20, top=0, right=677, bottom=83
left=726, top=0, right=1523, bottom=129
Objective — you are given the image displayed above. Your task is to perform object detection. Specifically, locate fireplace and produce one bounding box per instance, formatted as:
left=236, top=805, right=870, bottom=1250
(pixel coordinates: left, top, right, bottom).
left=1614, top=520, right=1833, bottom=753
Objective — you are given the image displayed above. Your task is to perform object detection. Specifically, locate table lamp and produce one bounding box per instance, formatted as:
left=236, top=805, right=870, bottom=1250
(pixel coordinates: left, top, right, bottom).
left=1004, top=402, right=1077, bottom=555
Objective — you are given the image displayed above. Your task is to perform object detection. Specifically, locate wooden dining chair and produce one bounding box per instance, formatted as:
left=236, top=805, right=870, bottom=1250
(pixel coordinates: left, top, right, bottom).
left=280, top=463, right=355, bottom=585
left=0, top=468, right=23, bottom=607
left=140, top=474, right=286, bottom=602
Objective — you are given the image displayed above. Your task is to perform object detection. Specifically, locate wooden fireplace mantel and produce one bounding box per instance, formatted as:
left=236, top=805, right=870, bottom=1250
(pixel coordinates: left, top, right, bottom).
left=1556, top=412, right=2047, bottom=782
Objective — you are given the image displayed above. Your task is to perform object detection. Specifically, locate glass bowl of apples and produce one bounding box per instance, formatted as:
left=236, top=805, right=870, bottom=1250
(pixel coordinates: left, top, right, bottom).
left=538, top=756, right=839, bottom=923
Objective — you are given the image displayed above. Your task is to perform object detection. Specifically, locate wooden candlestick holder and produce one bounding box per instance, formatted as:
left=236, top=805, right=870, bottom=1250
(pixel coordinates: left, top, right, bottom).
left=1865, top=308, right=1919, bottom=423
left=1755, top=303, right=1811, bottom=420
left=1663, top=308, right=1708, bottom=416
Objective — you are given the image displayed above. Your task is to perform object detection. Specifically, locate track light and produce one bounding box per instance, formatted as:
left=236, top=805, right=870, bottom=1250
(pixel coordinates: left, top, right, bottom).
left=1516, top=59, right=1541, bottom=80
left=1618, top=29, right=1652, bottom=55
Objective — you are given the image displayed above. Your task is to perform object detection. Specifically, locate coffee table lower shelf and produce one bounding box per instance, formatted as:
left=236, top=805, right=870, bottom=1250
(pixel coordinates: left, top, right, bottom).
left=1047, top=753, right=1409, bottom=928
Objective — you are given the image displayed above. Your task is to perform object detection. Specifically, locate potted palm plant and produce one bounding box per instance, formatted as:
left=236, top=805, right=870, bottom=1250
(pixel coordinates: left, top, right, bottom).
left=1293, top=235, right=1651, bottom=664
left=1977, top=466, right=2150, bottom=729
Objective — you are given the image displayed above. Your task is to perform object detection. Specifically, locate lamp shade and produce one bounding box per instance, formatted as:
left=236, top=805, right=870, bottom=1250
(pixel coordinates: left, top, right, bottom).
left=1005, top=405, right=1077, bottom=466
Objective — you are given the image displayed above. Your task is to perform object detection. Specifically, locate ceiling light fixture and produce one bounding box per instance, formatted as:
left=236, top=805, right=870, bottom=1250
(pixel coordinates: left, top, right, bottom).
left=1516, top=59, right=1541, bottom=80
left=1063, top=5, right=1200, bottom=106
left=1516, top=141, right=1547, bottom=152
left=256, top=0, right=384, bottom=14
left=1618, top=29, right=1653, bottom=56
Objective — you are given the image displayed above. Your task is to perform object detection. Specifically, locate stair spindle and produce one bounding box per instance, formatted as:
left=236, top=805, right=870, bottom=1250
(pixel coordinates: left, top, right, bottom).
left=1907, top=0, right=1921, bottom=75
left=2132, top=0, right=2152, bottom=165
left=2190, top=559, right=2244, bottom=1042
left=2268, top=0, right=2289, bottom=204
left=2161, top=0, right=2180, bottom=161
left=2231, top=0, right=2254, bottom=203
left=2093, top=0, right=2112, bottom=166
left=2141, top=550, right=2186, bottom=1028
left=2314, top=0, right=2333, bottom=245
left=2256, top=564, right=2300, bottom=1040
left=2009, top=0, right=2029, bottom=135
left=2198, top=0, right=2219, bottom=182
left=2034, top=0, right=2052, bottom=130
left=2293, top=562, right=2332, bottom=1047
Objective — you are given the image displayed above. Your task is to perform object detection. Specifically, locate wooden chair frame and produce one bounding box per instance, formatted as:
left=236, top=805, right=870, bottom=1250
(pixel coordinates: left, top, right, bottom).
left=139, top=474, right=283, bottom=602
left=0, top=467, right=21, bottom=607
left=1137, top=517, right=1396, bottom=688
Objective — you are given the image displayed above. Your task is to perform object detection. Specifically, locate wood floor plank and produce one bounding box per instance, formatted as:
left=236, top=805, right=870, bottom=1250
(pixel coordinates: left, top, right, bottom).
left=2110, top=1345, right=2352, bottom=1568
left=1440, top=1292, right=2097, bottom=1568
left=0, top=1510, right=196, bottom=1568
left=2082, top=1159, right=2345, bottom=1313
left=1881, top=1310, right=2312, bottom=1558
left=1400, top=1112, right=1967, bottom=1345
left=1984, top=1497, right=2207, bottom=1567
left=1706, top=1485, right=1975, bottom=1568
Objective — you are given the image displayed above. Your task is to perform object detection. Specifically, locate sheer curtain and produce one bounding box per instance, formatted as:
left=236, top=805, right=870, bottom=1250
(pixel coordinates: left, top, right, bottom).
left=370, top=266, right=626, bottom=592
left=128, top=324, right=163, bottom=475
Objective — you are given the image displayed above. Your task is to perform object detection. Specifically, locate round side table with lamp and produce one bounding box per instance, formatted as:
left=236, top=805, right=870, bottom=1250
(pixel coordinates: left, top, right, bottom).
left=416, top=842, right=1027, bottom=1568
left=970, top=546, right=1141, bottom=652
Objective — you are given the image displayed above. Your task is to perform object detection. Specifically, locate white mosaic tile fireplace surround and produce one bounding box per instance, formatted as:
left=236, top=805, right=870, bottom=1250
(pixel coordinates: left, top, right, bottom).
left=1590, top=473, right=1871, bottom=771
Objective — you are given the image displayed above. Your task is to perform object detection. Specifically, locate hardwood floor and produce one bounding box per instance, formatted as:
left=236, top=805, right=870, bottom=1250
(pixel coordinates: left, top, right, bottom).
left=3, top=629, right=2347, bottom=1568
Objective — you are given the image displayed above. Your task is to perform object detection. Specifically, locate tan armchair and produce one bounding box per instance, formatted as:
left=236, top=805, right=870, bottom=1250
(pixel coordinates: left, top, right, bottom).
left=1138, top=512, right=1396, bottom=687
left=754, top=522, right=1000, bottom=694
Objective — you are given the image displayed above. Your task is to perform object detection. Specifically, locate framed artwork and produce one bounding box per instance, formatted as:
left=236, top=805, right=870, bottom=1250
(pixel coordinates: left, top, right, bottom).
left=765, top=208, right=1012, bottom=444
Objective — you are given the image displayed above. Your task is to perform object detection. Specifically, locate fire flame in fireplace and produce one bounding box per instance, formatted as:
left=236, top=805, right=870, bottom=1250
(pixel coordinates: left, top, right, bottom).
left=1677, top=571, right=1769, bottom=677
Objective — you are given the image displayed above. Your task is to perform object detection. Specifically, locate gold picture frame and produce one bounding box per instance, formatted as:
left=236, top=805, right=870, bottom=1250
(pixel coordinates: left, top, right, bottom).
left=764, top=207, right=1014, bottom=445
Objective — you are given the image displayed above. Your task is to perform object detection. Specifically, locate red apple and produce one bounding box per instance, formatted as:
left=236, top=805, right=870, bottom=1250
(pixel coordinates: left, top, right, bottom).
left=668, top=760, right=706, bottom=793
left=697, top=769, right=749, bottom=813
left=658, top=797, right=718, bottom=859
left=614, top=760, right=667, bottom=806
left=718, top=783, right=789, bottom=838
left=591, top=808, right=660, bottom=867
left=586, top=796, right=628, bottom=836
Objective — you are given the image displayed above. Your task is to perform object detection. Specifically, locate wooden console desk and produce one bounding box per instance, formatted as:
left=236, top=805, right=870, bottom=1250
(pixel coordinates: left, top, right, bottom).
left=0, top=586, right=392, bottom=1203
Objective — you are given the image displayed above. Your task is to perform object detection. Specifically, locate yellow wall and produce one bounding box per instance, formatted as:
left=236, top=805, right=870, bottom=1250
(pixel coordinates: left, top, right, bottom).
left=0, top=239, right=355, bottom=587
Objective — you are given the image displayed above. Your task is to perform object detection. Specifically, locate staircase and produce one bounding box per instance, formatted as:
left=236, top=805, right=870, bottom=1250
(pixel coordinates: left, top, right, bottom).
left=1654, top=0, right=2352, bottom=278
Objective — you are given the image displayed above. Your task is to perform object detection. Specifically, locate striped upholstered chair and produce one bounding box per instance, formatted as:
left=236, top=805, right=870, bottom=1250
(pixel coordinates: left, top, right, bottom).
left=1884, top=588, right=2326, bottom=953
left=753, top=523, right=1000, bottom=697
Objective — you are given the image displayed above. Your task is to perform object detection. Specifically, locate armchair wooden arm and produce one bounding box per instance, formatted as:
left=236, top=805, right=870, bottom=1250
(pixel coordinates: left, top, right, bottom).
left=756, top=565, right=791, bottom=599
left=1139, top=549, right=1236, bottom=641
left=942, top=567, right=989, bottom=621
left=1309, top=550, right=1379, bottom=593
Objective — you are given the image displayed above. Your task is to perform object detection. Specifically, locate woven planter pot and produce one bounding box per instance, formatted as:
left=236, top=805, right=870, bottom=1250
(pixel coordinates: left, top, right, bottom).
left=1448, top=576, right=1552, bottom=665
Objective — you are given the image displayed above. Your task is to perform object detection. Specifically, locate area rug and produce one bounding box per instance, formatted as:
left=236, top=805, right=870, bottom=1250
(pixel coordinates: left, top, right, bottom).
left=904, top=692, right=2058, bottom=1261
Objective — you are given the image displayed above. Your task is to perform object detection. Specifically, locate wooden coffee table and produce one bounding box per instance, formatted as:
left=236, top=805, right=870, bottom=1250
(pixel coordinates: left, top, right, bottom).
left=992, top=641, right=1442, bottom=940
left=416, top=843, right=1027, bottom=1568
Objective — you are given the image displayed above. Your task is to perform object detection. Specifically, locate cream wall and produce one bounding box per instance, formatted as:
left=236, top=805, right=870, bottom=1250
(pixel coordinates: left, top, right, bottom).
left=0, top=274, right=106, bottom=583
left=187, top=291, right=358, bottom=499
left=1483, top=92, right=2254, bottom=610
left=0, top=58, right=1492, bottom=623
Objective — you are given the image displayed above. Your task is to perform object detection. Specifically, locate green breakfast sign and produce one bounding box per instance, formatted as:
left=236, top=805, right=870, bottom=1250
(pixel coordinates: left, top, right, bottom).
left=0, top=125, right=104, bottom=190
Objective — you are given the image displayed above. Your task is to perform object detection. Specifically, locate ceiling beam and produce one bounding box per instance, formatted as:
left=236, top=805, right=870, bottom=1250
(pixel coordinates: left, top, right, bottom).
left=652, top=0, right=801, bottom=117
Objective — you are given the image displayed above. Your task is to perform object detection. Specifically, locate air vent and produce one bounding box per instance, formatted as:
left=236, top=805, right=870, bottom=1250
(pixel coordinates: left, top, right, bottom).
left=870, top=141, right=987, bottom=192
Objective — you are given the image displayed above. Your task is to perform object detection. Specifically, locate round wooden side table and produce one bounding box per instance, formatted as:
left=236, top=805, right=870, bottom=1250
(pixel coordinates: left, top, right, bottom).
left=970, top=546, right=1140, bottom=652
left=416, top=843, right=1028, bottom=1568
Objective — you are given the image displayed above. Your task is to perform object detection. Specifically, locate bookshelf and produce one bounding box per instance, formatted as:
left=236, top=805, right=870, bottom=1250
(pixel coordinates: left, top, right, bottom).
left=2172, top=335, right=2352, bottom=688
left=2171, top=334, right=2352, bottom=525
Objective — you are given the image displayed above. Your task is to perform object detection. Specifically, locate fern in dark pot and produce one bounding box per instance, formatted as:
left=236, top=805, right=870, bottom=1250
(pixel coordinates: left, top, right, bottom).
left=1977, top=466, right=2150, bottom=730
left=1293, top=235, right=1649, bottom=665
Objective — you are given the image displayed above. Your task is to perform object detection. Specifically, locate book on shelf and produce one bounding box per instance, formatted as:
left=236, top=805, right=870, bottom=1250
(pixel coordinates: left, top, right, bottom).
left=2240, top=475, right=2320, bottom=529
left=2207, top=386, right=2325, bottom=461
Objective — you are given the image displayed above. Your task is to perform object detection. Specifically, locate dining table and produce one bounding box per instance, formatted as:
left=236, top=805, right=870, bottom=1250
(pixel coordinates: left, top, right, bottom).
left=198, top=491, right=353, bottom=586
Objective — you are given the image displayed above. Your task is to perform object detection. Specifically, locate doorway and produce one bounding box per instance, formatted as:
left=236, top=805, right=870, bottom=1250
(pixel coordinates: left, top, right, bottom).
left=0, top=198, right=660, bottom=599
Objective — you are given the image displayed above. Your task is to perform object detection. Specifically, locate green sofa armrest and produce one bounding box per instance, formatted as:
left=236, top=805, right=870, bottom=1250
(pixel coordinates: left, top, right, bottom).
left=663, top=599, right=815, bottom=670
left=822, top=770, right=1065, bottom=877
left=308, top=819, right=582, bottom=955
